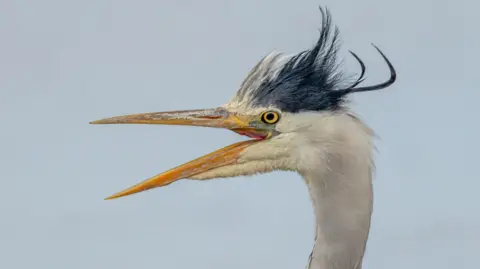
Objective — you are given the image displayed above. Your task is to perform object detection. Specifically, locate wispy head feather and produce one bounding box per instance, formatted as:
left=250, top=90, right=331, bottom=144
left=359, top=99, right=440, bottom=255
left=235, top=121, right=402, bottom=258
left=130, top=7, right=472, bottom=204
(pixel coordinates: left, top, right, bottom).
left=229, top=6, right=396, bottom=113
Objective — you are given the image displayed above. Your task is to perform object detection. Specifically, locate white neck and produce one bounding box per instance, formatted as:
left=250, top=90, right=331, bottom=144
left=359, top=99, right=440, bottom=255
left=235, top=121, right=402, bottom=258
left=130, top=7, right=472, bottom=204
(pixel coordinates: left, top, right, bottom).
left=299, top=113, right=374, bottom=269
left=189, top=111, right=375, bottom=268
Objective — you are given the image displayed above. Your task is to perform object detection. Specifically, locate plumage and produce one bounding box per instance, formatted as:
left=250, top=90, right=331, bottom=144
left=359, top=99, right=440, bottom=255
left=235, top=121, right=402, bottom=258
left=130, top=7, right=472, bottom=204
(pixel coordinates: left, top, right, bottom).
left=229, top=7, right=395, bottom=114
left=90, top=5, right=396, bottom=269
left=231, top=7, right=346, bottom=112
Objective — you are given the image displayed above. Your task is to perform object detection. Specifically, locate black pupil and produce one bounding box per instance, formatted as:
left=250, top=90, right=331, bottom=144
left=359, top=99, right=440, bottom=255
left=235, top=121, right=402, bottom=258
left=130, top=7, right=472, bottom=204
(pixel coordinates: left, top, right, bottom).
left=265, top=113, right=275, bottom=121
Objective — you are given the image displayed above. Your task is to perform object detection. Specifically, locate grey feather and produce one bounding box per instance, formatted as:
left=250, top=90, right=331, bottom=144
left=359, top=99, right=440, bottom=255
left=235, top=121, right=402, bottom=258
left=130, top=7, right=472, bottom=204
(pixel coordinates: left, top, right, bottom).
left=233, top=7, right=348, bottom=112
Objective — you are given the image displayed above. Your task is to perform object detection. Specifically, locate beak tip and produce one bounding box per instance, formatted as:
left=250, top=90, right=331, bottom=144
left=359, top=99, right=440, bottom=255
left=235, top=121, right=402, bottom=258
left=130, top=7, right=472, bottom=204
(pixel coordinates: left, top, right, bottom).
left=89, top=117, right=135, bottom=125
left=89, top=119, right=103, bottom=124
left=104, top=193, right=123, bottom=200
left=90, top=119, right=109, bottom=124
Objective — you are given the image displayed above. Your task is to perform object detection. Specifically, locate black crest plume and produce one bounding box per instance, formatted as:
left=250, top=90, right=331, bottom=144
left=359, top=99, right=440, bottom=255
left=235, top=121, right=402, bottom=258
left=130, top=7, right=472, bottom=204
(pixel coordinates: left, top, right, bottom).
left=237, top=6, right=396, bottom=113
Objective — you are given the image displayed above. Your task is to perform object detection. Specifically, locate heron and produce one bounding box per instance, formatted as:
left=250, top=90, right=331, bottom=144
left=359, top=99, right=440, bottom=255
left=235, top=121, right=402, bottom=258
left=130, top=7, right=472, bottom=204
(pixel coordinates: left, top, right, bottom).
left=90, top=7, right=396, bottom=269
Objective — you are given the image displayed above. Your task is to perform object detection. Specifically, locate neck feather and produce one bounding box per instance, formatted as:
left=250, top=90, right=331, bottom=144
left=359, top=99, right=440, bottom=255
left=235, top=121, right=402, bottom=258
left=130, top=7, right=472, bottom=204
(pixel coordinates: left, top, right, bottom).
left=300, top=113, right=374, bottom=269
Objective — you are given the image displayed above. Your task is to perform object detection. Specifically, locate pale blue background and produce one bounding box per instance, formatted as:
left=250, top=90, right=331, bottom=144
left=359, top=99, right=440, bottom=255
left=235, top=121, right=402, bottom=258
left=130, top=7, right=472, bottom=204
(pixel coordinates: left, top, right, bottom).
left=1, top=0, right=478, bottom=268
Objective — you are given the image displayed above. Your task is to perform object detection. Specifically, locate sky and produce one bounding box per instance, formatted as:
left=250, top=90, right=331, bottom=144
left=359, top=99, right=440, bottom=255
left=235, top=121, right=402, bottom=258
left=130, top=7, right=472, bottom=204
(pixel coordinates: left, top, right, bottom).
left=1, top=0, right=478, bottom=268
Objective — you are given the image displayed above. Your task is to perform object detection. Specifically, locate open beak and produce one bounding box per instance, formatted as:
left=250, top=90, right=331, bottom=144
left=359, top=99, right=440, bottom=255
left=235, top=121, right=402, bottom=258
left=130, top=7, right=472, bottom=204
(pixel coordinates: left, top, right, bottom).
left=90, top=107, right=268, bottom=200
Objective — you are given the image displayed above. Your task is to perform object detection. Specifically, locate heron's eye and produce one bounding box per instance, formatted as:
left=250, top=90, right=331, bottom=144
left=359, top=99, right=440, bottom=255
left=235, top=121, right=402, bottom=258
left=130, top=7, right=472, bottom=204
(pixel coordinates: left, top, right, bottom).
left=260, top=111, right=280, bottom=124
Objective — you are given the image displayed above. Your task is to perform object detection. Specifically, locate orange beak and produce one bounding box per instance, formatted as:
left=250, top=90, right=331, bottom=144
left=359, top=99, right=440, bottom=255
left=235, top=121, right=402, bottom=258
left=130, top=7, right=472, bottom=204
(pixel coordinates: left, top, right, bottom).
left=90, top=107, right=268, bottom=200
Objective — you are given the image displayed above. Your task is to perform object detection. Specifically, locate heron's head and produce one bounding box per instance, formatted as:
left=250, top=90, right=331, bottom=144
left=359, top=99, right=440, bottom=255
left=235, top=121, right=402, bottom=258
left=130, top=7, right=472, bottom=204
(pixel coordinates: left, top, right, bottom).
left=90, top=8, right=396, bottom=200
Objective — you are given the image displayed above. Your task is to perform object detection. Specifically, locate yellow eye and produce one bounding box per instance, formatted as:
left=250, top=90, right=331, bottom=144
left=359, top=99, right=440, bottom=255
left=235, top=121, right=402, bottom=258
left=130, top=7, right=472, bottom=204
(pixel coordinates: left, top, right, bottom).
left=260, top=111, right=280, bottom=124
